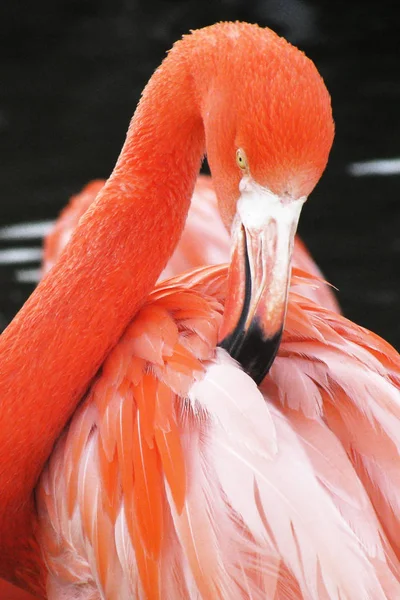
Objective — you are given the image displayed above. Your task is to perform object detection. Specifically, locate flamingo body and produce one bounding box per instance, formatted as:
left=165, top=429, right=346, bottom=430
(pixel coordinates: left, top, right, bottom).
left=36, top=264, right=400, bottom=599
left=33, top=180, right=400, bottom=598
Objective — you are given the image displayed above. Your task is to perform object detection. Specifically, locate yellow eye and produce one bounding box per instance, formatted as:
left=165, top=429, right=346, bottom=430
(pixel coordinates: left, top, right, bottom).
left=236, top=148, right=248, bottom=171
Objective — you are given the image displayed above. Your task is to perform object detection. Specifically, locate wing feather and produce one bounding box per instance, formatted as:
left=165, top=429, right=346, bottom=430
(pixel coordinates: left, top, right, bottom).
left=268, top=282, right=400, bottom=571
left=191, top=351, right=393, bottom=600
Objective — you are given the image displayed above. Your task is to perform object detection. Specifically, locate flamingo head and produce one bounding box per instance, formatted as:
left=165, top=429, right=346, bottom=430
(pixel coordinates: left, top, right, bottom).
left=191, top=23, right=334, bottom=382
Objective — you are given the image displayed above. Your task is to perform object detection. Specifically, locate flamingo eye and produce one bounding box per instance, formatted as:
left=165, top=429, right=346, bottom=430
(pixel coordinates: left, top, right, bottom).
left=236, top=148, right=248, bottom=171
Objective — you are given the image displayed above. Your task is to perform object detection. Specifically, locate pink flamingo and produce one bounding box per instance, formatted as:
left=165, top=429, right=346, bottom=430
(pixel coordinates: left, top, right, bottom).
left=0, top=22, right=399, bottom=599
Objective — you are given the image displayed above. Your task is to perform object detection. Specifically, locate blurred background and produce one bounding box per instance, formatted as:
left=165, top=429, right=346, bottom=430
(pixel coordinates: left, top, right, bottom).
left=0, top=0, right=399, bottom=348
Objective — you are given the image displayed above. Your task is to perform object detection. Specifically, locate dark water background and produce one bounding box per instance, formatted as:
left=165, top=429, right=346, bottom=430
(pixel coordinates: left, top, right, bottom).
left=0, top=0, right=399, bottom=348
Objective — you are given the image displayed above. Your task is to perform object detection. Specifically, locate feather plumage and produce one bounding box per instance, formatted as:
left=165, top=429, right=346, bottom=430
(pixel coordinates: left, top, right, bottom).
left=36, top=265, right=400, bottom=599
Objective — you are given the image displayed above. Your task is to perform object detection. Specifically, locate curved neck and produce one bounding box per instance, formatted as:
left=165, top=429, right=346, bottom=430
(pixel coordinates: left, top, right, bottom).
left=0, top=49, right=204, bottom=586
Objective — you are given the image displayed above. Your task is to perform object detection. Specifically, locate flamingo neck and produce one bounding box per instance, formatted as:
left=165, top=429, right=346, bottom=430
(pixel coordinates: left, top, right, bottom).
left=0, top=49, right=204, bottom=587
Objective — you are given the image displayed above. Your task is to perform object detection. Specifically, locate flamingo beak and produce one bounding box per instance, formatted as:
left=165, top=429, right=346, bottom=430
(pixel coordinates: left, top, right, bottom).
left=218, top=176, right=306, bottom=384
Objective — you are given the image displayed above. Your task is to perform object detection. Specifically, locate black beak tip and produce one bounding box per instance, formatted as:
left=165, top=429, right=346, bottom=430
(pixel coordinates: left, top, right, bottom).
left=219, top=321, right=283, bottom=385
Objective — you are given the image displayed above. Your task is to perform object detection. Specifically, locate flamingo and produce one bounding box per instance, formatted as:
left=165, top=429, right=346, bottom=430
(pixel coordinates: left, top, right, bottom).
left=0, top=21, right=399, bottom=599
